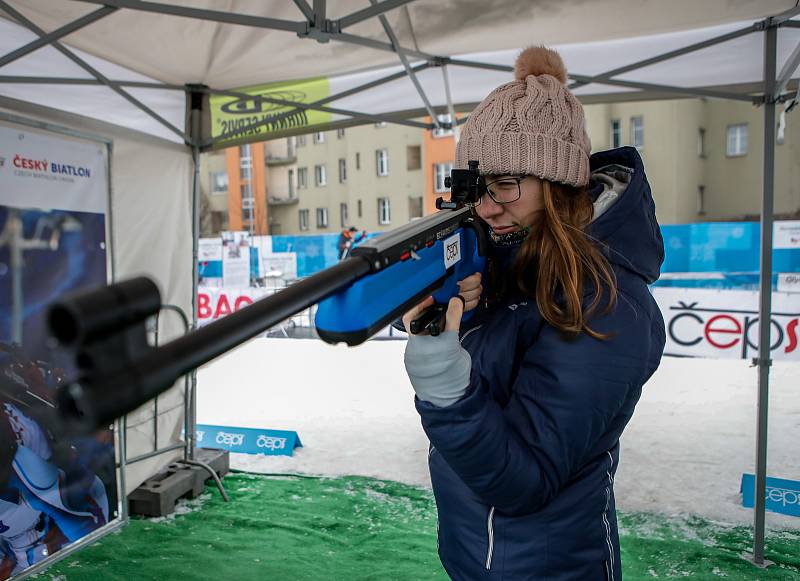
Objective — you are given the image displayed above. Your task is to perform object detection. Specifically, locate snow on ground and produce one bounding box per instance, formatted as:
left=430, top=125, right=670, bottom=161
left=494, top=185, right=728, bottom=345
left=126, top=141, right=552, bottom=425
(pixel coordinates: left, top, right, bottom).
left=197, top=338, right=800, bottom=529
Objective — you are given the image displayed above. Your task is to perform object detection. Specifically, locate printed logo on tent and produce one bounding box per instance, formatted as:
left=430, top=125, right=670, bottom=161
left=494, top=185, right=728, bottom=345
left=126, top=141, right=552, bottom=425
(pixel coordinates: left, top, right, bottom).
left=741, top=474, right=800, bottom=518
left=195, top=424, right=302, bottom=457
left=210, top=77, right=331, bottom=145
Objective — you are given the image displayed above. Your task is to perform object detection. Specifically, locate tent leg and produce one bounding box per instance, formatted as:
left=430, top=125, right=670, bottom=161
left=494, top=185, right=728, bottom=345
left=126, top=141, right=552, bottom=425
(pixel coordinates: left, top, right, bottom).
left=748, top=19, right=778, bottom=569
left=188, top=90, right=203, bottom=461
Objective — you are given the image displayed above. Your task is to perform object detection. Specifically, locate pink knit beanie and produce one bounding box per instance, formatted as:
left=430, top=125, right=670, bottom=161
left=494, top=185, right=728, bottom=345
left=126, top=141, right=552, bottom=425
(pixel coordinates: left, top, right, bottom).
left=455, top=46, right=591, bottom=187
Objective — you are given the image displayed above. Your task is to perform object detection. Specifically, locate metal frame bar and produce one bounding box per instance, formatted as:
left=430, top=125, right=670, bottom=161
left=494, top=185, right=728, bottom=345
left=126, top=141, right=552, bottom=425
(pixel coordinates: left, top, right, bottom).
left=370, top=0, right=439, bottom=126
left=569, top=25, right=757, bottom=90
left=0, top=76, right=184, bottom=90
left=0, top=5, right=117, bottom=69
left=750, top=19, right=779, bottom=569
left=71, top=0, right=306, bottom=33
left=334, top=30, right=433, bottom=60
left=568, top=73, right=759, bottom=102
left=293, top=0, right=314, bottom=22
left=338, top=0, right=417, bottom=30
left=775, top=38, right=800, bottom=99
left=0, top=1, right=189, bottom=142
left=771, top=3, right=800, bottom=24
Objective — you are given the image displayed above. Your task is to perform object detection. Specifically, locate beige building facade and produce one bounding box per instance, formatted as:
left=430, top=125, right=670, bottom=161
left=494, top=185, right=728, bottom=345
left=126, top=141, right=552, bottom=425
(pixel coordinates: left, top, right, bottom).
left=265, top=123, right=425, bottom=235
left=199, top=98, right=799, bottom=236
left=584, top=98, right=799, bottom=224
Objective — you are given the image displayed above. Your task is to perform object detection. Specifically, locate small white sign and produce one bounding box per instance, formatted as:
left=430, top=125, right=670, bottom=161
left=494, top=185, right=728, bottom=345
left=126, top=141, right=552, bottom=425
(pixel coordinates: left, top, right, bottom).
left=778, top=273, right=800, bottom=293
left=774, top=221, right=800, bottom=249
left=443, top=233, right=461, bottom=269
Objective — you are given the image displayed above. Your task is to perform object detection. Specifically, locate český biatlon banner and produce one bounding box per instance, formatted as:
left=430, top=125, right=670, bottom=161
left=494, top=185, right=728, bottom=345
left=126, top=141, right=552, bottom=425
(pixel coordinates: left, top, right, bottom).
left=0, top=122, right=120, bottom=579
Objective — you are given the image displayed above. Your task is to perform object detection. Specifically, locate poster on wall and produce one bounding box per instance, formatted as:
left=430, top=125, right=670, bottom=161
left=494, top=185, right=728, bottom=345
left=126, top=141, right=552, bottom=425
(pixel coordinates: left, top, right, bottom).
left=652, top=287, right=800, bottom=361
left=0, top=123, right=119, bottom=579
left=221, top=231, right=250, bottom=288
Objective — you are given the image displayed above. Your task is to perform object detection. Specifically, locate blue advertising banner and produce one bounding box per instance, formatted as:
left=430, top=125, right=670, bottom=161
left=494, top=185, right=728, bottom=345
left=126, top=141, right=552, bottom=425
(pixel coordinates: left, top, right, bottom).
left=0, top=122, right=119, bottom=579
left=196, top=424, right=302, bottom=456
left=741, top=473, right=800, bottom=518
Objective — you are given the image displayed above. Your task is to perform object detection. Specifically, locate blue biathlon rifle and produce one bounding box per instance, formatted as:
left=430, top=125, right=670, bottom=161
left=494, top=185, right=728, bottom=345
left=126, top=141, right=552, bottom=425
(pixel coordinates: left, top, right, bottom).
left=45, top=161, right=488, bottom=434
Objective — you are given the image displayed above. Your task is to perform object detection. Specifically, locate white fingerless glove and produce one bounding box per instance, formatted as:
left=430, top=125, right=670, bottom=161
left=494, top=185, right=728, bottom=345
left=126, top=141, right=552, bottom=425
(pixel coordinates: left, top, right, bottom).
left=403, top=331, right=471, bottom=407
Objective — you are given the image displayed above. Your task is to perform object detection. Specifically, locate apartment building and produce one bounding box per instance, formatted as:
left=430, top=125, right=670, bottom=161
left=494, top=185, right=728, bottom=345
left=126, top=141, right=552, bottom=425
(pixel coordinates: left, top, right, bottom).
left=200, top=98, right=799, bottom=235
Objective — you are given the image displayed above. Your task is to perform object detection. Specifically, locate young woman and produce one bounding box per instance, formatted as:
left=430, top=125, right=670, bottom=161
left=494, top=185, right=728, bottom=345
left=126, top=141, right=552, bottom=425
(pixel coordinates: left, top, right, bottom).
left=403, top=47, right=666, bottom=580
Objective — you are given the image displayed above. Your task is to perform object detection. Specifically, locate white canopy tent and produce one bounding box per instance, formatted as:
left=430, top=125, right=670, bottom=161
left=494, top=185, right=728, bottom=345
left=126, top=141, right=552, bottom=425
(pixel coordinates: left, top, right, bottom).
left=0, top=0, right=798, bottom=570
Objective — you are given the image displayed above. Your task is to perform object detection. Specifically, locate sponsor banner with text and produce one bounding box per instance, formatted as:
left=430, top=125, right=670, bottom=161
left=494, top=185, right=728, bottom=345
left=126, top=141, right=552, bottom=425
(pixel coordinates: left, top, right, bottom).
left=741, top=473, right=800, bottom=518
left=195, top=424, right=302, bottom=456
left=652, top=287, right=799, bottom=361
left=210, top=77, right=331, bottom=146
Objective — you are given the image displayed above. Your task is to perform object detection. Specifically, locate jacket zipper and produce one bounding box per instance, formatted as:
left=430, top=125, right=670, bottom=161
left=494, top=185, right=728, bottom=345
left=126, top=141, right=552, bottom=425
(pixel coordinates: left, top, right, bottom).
left=460, top=325, right=483, bottom=344
left=485, top=506, right=495, bottom=570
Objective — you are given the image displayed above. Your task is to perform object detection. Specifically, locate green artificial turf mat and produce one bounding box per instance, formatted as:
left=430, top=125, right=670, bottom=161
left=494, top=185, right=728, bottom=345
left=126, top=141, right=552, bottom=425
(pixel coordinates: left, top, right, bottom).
left=38, top=473, right=800, bottom=580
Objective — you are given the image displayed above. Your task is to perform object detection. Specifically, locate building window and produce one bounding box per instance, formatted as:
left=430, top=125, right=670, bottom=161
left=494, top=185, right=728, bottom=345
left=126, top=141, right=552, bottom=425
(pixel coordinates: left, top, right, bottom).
left=698, top=128, right=707, bottom=158
left=296, top=134, right=306, bottom=147
left=630, top=116, right=644, bottom=149
left=288, top=169, right=295, bottom=197
left=336, top=128, right=345, bottom=139
left=409, top=196, right=423, bottom=219
left=610, top=119, right=621, bottom=149
left=314, top=131, right=325, bottom=144
left=357, top=199, right=363, bottom=218
left=315, top=164, right=327, bottom=187
left=240, top=183, right=253, bottom=206
left=211, top=171, right=228, bottom=194
left=299, top=209, right=309, bottom=231
left=432, top=113, right=454, bottom=138
left=375, top=121, right=388, bottom=128
left=407, top=145, right=421, bottom=170
left=378, top=197, right=391, bottom=225
left=376, top=149, right=389, bottom=176
left=316, top=207, right=329, bottom=228
left=355, top=152, right=361, bottom=170
left=297, top=167, right=308, bottom=189
left=338, top=158, right=347, bottom=183
left=242, top=207, right=253, bottom=224
left=340, top=203, right=348, bottom=227
left=697, top=185, right=706, bottom=215
left=240, top=144, right=252, bottom=180
left=726, top=123, right=748, bottom=157
left=434, top=162, right=453, bottom=193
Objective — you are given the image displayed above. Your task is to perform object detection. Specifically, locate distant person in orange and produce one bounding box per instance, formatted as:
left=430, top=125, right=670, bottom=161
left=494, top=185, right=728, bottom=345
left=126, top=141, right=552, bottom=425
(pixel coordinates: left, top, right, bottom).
left=337, top=226, right=366, bottom=260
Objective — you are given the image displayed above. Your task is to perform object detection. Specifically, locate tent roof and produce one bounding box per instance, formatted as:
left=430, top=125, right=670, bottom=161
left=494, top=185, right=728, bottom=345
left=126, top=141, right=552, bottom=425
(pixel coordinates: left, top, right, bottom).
left=0, top=0, right=798, bottom=146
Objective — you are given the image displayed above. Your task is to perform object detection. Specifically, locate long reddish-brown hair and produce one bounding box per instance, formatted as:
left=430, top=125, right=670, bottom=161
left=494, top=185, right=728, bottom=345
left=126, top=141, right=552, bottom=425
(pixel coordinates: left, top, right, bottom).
left=506, top=180, right=617, bottom=339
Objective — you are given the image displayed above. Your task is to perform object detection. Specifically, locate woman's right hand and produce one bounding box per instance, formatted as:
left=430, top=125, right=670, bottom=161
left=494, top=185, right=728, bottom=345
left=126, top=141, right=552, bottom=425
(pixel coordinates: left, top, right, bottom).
left=457, top=272, right=482, bottom=312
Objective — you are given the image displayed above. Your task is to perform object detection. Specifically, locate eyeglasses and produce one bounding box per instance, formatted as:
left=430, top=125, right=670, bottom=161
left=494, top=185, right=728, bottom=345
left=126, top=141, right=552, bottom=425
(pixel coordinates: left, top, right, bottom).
left=468, top=176, right=525, bottom=207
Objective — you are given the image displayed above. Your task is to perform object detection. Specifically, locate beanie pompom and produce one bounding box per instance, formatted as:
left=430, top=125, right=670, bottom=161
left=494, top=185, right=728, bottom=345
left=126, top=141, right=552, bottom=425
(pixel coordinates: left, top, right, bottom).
left=514, top=46, right=567, bottom=84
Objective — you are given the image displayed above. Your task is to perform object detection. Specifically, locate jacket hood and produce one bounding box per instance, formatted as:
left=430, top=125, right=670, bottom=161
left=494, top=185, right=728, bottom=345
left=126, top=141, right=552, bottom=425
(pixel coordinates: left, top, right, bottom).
left=587, top=147, right=664, bottom=284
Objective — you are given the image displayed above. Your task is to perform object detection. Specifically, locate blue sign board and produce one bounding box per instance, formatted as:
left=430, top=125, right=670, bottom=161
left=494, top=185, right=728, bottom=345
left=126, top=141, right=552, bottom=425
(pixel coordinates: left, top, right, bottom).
left=195, top=424, right=302, bottom=456
left=741, top=473, right=800, bottom=517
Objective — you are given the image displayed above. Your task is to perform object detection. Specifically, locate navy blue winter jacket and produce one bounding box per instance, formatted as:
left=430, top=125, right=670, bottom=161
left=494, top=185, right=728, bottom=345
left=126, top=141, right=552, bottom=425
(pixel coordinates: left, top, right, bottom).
left=415, top=147, right=666, bottom=580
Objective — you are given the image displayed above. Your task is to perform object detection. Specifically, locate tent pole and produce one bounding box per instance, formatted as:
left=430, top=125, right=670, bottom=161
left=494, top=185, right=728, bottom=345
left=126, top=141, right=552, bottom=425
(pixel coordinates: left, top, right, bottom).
left=188, top=89, right=203, bottom=460
left=750, top=18, right=778, bottom=569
